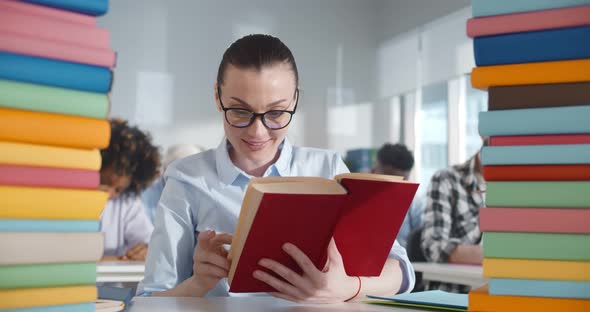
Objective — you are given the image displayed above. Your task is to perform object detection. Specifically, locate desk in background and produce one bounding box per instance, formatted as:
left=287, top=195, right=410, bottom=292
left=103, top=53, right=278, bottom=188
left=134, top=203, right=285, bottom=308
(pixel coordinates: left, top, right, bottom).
left=128, top=296, right=425, bottom=312
left=412, top=262, right=488, bottom=288
left=97, top=261, right=145, bottom=283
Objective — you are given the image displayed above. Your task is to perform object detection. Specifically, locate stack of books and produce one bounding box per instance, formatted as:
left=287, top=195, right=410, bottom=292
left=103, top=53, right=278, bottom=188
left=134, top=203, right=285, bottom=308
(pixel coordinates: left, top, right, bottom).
left=0, top=0, right=113, bottom=311
left=466, top=0, right=590, bottom=311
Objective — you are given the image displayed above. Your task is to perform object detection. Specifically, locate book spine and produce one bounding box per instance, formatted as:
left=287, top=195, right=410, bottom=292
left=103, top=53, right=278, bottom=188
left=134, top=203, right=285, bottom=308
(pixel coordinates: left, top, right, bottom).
left=0, top=9, right=109, bottom=49
left=0, top=31, right=116, bottom=68
left=474, top=26, right=590, bottom=66
left=22, top=0, right=109, bottom=16
left=483, top=258, right=590, bottom=281
left=0, top=165, right=99, bottom=189
left=471, top=59, right=590, bottom=89
left=0, top=79, right=109, bottom=119
left=480, top=207, right=590, bottom=233
left=488, top=82, right=590, bottom=110
left=0, top=0, right=96, bottom=25
left=483, top=232, right=590, bottom=261
left=483, top=164, right=590, bottom=181
left=0, top=141, right=102, bottom=171
left=479, top=106, right=590, bottom=136
left=0, top=52, right=112, bottom=93
left=0, top=262, right=97, bottom=289
left=490, top=134, right=590, bottom=146
left=0, top=285, right=98, bottom=310
left=472, top=0, right=590, bottom=17
left=0, top=219, right=99, bottom=232
left=481, top=145, right=590, bottom=166
left=489, top=278, right=590, bottom=299
left=467, top=5, right=590, bottom=37
left=0, top=108, right=111, bottom=149
left=486, top=181, right=590, bottom=208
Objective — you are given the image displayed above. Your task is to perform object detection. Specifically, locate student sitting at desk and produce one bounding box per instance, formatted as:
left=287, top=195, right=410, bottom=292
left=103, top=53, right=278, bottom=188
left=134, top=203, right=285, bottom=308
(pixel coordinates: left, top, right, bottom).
left=138, top=34, right=415, bottom=303
left=373, top=143, right=424, bottom=249
left=420, top=138, right=488, bottom=293
left=100, top=118, right=161, bottom=261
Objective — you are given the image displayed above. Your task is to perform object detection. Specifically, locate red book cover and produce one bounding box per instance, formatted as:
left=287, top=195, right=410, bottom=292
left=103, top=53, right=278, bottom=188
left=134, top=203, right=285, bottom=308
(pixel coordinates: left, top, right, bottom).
left=228, top=177, right=418, bottom=293
left=0, top=164, right=99, bottom=189
left=490, top=134, right=590, bottom=146
left=480, top=207, right=590, bottom=234
left=484, top=164, right=590, bottom=181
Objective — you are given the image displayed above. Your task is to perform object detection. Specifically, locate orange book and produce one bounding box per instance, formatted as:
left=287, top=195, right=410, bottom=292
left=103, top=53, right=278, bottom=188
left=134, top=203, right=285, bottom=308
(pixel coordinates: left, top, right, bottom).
left=0, top=107, right=110, bottom=149
left=468, top=285, right=590, bottom=312
left=471, top=59, right=590, bottom=90
left=484, top=164, right=590, bottom=181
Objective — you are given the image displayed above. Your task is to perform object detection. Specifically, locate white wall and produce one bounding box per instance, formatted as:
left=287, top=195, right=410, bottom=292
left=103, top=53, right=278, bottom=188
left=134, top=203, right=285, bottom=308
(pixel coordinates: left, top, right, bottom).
left=98, top=0, right=379, bottom=151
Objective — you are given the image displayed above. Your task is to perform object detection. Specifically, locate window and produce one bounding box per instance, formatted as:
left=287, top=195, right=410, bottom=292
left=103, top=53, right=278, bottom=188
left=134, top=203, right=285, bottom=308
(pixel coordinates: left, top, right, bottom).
left=418, top=81, right=448, bottom=186
left=464, top=76, right=488, bottom=158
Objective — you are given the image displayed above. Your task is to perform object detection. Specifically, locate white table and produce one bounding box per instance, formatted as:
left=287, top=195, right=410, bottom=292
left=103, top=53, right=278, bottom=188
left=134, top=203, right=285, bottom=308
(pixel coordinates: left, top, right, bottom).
left=412, top=262, right=488, bottom=288
left=128, top=296, right=422, bottom=312
left=96, top=261, right=145, bottom=283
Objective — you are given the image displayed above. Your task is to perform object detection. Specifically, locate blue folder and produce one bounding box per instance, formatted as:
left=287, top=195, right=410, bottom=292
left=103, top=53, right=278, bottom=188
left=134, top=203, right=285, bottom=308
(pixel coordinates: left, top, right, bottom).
left=479, top=106, right=590, bottom=137
left=490, top=278, right=590, bottom=299
left=22, top=0, right=108, bottom=16
left=367, top=291, right=468, bottom=311
left=0, top=219, right=99, bottom=233
left=472, top=0, right=590, bottom=17
left=474, top=26, right=590, bottom=66
left=0, top=52, right=112, bottom=93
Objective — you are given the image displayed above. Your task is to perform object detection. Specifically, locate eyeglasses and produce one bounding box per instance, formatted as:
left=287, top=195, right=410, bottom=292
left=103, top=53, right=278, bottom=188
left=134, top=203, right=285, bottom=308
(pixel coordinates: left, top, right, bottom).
left=217, top=87, right=298, bottom=130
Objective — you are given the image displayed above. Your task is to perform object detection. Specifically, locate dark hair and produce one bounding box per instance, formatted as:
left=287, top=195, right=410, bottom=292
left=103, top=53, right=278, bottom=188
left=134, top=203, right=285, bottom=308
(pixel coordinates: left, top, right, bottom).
left=217, top=34, right=299, bottom=88
left=100, top=118, right=161, bottom=196
left=377, top=143, right=414, bottom=171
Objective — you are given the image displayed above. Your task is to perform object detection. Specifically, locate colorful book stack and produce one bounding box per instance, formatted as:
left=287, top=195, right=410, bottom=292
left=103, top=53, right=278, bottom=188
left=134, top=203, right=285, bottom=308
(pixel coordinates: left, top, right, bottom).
left=466, top=0, right=590, bottom=311
left=0, top=0, right=112, bottom=311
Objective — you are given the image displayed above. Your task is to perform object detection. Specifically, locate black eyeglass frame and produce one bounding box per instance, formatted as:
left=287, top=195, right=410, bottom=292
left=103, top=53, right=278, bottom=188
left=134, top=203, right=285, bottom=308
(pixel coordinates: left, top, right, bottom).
left=217, top=87, right=299, bottom=130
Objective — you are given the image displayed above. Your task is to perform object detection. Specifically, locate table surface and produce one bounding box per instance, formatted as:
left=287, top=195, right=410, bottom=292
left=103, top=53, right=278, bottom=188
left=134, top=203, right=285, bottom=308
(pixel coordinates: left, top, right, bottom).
left=127, top=296, right=423, bottom=312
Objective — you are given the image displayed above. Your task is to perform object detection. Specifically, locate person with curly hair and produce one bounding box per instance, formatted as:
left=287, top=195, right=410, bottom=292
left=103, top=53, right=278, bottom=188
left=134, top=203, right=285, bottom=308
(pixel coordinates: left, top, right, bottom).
left=99, top=118, right=161, bottom=261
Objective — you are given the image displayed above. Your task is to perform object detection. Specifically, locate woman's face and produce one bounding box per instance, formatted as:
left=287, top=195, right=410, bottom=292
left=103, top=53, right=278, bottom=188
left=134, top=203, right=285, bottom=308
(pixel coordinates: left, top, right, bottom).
left=216, top=63, right=297, bottom=165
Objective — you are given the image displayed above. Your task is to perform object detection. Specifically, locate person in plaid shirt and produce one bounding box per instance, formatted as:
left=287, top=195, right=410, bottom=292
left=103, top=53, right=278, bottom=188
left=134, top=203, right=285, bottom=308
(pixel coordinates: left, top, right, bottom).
left=419, top=140, right=487, bottom=293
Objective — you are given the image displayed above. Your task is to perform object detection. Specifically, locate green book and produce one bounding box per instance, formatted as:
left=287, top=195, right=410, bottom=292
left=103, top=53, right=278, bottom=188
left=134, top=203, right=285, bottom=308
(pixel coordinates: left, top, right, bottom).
left=486, top=181, right=590, bottom=208
left=0, top=79, right=109, bottom=119
left=484, top=232, right=590, bottom=261
left=0, top=262, right=96, bottom=289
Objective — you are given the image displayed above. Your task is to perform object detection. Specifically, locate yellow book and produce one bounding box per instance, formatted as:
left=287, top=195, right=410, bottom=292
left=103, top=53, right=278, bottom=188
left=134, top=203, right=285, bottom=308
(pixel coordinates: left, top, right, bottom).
left=0, top=186, right=108, bottom=220
left=471, top=59, right=590, bottom=90
left=0, top=141, right=101, bottom=170
left=483, top=258, right=590, bottom=281
left=0, top=285, right=97, bottom=309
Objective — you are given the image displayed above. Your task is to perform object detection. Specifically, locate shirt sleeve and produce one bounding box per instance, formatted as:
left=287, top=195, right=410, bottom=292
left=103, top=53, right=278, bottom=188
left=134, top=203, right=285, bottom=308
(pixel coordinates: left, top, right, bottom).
left=136, top=173, right=197, bottom=296
left=123, top=197, right=154, bottom=250
left=420, top=171, right=461, bottom=263
left=388, top=239, right=415, bottom=294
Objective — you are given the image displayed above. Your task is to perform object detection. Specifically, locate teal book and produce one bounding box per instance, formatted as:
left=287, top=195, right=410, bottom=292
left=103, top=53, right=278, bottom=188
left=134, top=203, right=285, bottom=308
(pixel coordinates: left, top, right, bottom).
left=486, top=181, right=590, bottom=208
left=0, top=262, right=96, bottom=289
left=472, top=0, right=590, bottom=17
left=2, top=303, right=94, bottom=312
left=0, top=219, right=99, bottom=232
left=481, top=145, right=590, bottom=165
left=490, top=278, right=590, bottom=299
left=483, top=232, right=590, bottom=261
left=367, top=291, right=468, bottom=311
left=479, top=106, right=590, bottom=136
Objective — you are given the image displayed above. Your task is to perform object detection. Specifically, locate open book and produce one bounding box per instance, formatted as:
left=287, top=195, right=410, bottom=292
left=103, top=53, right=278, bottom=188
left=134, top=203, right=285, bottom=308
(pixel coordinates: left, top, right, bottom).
left=227, top=173, right=419, bottom=292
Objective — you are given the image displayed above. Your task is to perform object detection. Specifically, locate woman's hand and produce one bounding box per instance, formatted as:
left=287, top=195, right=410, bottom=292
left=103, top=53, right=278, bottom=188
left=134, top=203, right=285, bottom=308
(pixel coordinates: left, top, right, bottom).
left=190, top=230, right=233, bottom=294
left=252, top=238, right=360, bottom=304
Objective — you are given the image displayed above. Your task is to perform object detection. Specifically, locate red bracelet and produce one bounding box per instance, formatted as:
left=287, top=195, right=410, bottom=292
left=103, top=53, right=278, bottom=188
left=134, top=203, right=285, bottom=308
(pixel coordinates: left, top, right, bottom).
left=344, top=276, right=362, bottom=302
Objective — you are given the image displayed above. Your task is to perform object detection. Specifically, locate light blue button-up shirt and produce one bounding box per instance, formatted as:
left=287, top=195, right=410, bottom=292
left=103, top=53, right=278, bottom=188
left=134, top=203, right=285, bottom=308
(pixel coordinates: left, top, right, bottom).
left=137, top=138, right=415, bottom=296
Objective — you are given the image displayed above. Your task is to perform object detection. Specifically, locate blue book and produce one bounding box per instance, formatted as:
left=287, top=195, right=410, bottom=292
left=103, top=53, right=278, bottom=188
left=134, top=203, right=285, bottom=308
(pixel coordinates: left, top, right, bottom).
left=490, top=278, right=590, bottom=299
left=481, top=144, right=590, bottom=165
left=472, top=0, right=590, bottom=17
left=23, top=0, right=108, bottom=16
left=368, top=291, right=468, bottom=311
left=474, top=26, right=590, bottom=66
left=0, top=220, right=99, bottom=232
left=479, top=106, right=590, bottom=136
left=3, top=303, right=94, bottom=312
left=0, top=52, right=112, bottom=93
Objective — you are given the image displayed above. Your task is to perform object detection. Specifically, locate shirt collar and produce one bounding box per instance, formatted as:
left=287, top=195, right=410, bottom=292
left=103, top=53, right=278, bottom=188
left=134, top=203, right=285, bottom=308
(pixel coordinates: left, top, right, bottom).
left=215, top=137, right=293, bottom=185
left=459, top=155, right=485, bottom=192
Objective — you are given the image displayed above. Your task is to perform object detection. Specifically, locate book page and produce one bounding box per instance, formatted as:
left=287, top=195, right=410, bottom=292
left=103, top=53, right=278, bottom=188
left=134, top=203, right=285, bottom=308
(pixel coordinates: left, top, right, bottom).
left=335, top=172, right=405, bottom=183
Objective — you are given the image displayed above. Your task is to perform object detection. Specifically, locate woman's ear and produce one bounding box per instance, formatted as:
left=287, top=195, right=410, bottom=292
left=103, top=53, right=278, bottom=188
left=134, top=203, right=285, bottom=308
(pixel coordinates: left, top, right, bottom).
left=214, top=83, right=222, bottom=112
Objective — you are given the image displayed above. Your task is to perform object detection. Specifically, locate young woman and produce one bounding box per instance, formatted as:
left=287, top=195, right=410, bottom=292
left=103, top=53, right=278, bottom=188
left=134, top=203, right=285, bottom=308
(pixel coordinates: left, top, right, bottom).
left=138, top=34, right=414, bottom=303
left=99, top=118, right=160, bottom=261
